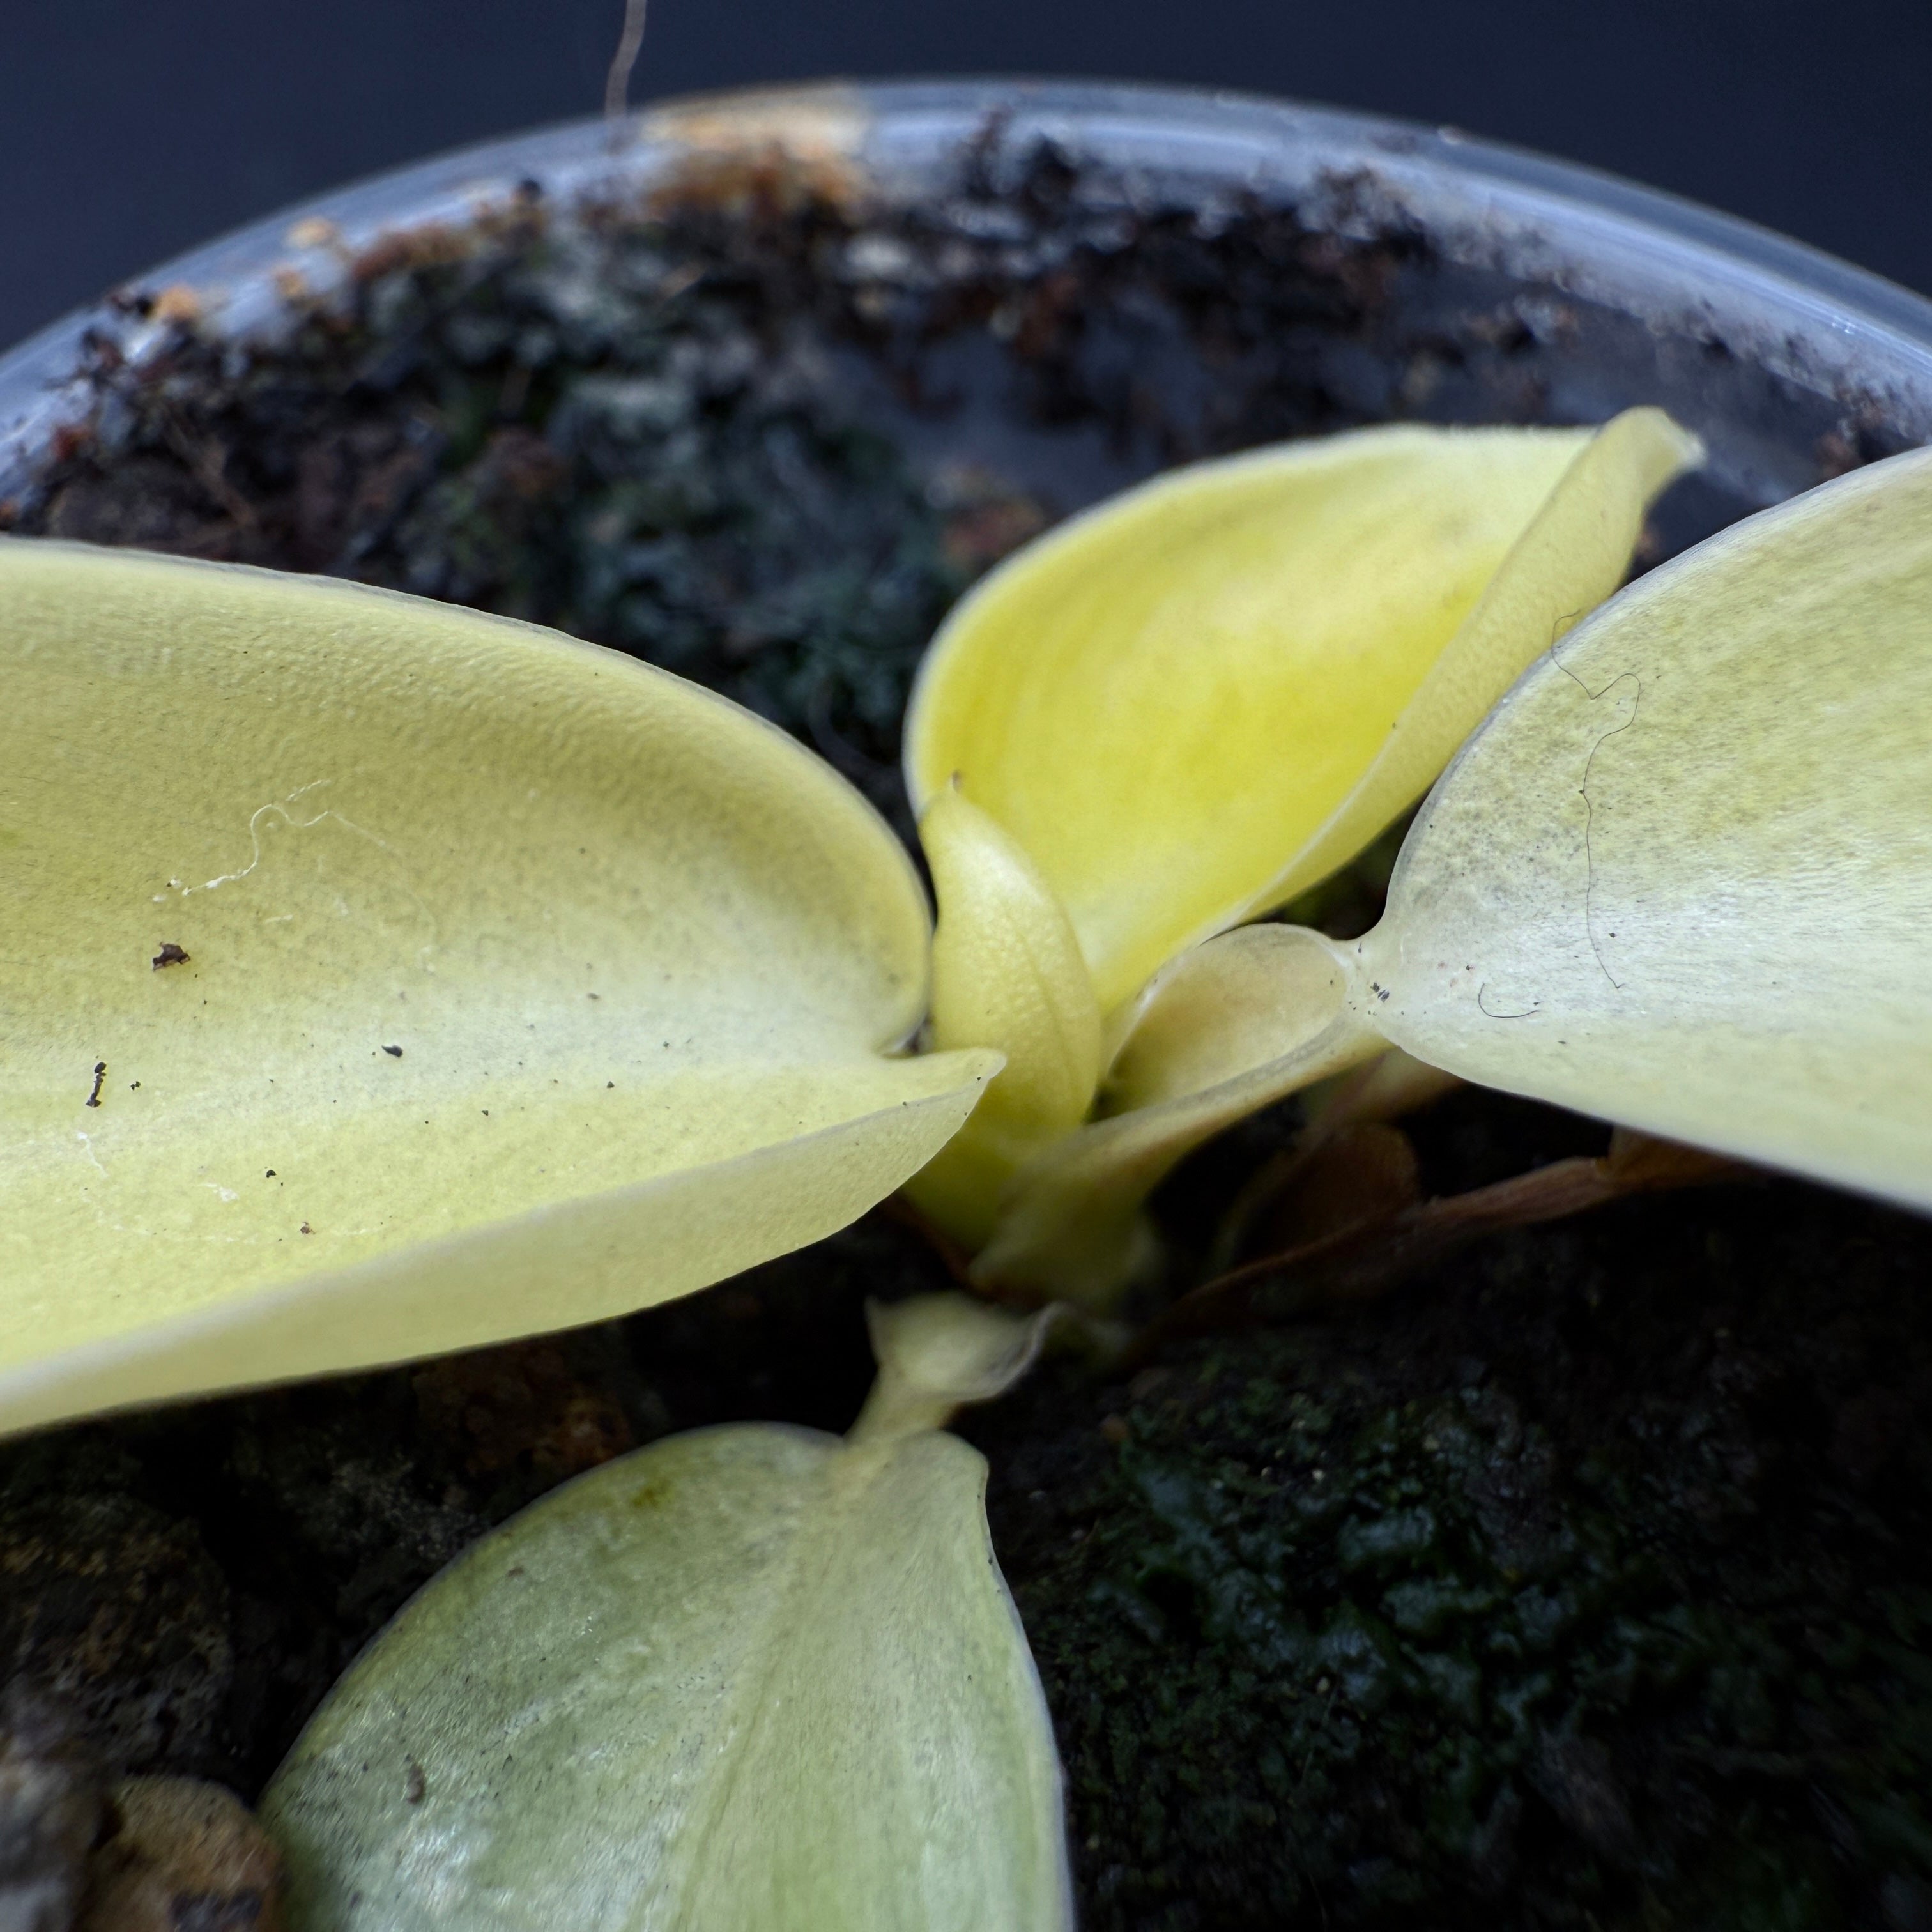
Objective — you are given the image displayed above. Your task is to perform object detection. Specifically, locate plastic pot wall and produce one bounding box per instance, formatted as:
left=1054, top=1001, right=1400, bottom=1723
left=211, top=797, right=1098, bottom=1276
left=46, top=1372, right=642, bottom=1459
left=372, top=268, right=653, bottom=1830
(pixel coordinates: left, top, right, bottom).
left=3, top=79, right=1932, bottom=518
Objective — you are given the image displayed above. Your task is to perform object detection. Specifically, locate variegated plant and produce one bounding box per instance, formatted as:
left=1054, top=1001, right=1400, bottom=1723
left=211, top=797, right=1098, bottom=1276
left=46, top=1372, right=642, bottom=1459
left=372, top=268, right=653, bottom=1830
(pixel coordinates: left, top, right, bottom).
left=5, top=410, right=1931, bottom=1931
left=903, top=408, right=1701, bottom=1294
left=13, top=411, right=1929, bottom=1393
left=0, top=407, right=1703, bottom=1432
left=903, top=418, right=1932, bottom=1300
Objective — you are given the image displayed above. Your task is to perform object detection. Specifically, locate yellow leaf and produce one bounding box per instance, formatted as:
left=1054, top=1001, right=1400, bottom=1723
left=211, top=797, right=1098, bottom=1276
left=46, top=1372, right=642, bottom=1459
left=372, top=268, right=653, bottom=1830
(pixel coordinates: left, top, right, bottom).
left=0, top=541, right=996, bottom=1434
left=904, top=788, right=1101, bottom=1245
left=905, top=412, right=1700, bottom=1015
left=1270, top=406, right=1704, bottom=910
left=262, top=1295, right=1070, bottom=1932
left=1360, top=446, right=1932, bottom=1209
left=983, top=445, right=1932, bottom=1300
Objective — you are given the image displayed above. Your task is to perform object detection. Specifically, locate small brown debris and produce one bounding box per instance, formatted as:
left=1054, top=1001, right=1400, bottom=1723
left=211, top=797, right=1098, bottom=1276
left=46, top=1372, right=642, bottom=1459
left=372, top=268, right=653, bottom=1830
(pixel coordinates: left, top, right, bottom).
left=85, top=1062, right=107, bottom=1108
left=644, top=103, right=870, bottom=222
left=148, top=284, right=204, bottom=328
left=291, top=415, right=443, bottom=569
left=942, top=494, right=1050, bottom=573
left=298, top=1222, right=312, bottom=1236
left=284, top=215, right=342, bottom=250
left=381, top=1043, right=404, bottom=1057
left=473, top=425, right=567, bottom=503
left=1242, top=1122, right=1422, bottom=1261
left=1142, top=1128, right=1750, bottom=1356
left=151, top=942, right=189, bottom=970
left=79, top=1775, right=285, bottom=1932
left=350, top=223, right=471, bottom=286
left=404, top=1759, right=427, bottom=1805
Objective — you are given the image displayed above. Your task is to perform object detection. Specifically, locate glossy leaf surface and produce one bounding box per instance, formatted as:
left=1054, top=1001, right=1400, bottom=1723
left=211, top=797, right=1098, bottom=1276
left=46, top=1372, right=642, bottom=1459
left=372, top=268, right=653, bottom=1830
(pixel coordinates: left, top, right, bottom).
left=0, top=542, right=995, bottom=1433
left=263, top=1295, right=1070, bottom=1932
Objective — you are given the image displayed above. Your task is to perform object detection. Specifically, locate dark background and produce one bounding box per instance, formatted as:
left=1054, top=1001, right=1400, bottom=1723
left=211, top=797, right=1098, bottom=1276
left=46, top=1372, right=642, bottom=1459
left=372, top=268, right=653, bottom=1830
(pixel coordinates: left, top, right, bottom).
left=3, top=0, right=1929, bottom=353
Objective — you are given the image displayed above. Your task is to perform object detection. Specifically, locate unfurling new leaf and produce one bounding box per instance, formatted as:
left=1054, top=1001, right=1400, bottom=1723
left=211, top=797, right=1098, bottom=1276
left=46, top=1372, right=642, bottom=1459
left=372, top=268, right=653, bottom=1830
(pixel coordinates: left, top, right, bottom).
left=950, top=443, right=1932, bottom=1301
left=904, top=409, right=1705, bottom=1295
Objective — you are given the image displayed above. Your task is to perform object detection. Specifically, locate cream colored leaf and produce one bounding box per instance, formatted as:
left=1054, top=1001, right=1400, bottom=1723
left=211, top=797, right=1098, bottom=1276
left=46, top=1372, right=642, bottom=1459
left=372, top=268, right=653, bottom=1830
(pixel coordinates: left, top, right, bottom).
left=903, top=787, right=1102, bottom=1246
left=0, top=540, right=996, bottom=1434
left=261, top=1297, right=1071, bottom=1932
left=1361, top=447, right=1932, bottom=1209
left=973, top=926, right=1381, bottom=1304
left=905, top=414, right=1698, bottom=1014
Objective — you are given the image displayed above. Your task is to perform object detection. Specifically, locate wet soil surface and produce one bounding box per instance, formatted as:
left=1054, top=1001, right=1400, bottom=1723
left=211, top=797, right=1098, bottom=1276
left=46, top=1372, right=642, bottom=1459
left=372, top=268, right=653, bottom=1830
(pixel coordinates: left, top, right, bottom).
left=3, top=131, right=1929, bottom=1929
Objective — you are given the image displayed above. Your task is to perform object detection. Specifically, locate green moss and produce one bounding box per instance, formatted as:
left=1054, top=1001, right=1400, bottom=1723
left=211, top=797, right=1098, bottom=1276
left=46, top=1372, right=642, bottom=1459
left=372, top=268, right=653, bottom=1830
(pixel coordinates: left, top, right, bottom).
left=975, top=1128, right=1932, bottom=1930
left=377, top=278, right=985, bottom=831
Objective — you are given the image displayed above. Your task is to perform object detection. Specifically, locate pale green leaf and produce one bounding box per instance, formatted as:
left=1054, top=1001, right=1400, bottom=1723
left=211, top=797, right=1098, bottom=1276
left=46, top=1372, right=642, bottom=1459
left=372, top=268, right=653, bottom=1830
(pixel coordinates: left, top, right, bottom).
left=0, top=540, right=996, bottom=1434
left=905, top=413, right=1699, bottom=1015
left=1360, top=446, right=1932, bottom=1208
left=261, top=1295, right=1070, bottom=1932
left=850, top=1290, right=1057, bottom=1441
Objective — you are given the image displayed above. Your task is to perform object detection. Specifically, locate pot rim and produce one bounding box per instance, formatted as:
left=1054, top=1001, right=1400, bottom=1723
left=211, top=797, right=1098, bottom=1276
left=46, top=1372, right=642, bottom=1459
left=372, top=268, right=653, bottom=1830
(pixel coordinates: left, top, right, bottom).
left=5, top=75, right=1931, bottom=499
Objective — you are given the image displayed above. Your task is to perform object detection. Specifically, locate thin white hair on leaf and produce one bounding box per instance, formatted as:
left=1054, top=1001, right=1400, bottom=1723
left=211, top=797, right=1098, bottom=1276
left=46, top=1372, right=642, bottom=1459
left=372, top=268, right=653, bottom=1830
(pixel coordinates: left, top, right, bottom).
left=1362, top=443, right=1932, bottom=1212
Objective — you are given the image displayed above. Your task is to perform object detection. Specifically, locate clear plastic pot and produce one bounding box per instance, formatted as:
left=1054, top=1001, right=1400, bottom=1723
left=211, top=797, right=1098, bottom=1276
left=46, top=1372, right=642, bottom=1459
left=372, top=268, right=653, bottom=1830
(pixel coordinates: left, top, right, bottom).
left=2, top=78, right=1930, bottom=516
